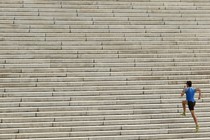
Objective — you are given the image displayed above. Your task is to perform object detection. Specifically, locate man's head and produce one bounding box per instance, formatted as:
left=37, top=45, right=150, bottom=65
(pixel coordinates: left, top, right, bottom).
left=186, top=81, right=192, bottom=87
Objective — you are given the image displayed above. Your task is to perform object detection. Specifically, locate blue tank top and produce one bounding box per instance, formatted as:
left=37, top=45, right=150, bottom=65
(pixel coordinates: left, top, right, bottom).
left=184, top=87, right=196, bottom=102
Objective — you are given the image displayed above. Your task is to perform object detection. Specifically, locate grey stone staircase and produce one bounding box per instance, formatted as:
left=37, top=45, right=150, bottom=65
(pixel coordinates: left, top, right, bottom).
left=0, top=0, right=210, bottom=139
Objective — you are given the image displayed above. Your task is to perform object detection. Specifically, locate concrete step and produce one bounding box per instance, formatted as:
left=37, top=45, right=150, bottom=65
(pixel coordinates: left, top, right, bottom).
left=0, top=132, right=69, bottom=139
left=1, top=123, right=208, bottom=133
left=2, top=57, right=207, bottom=64
left=1, top=44, right=210, bottom=50
left=0, top=105, right=209, bottom=118
left=2, top=87, right=210, bottom=97
left=30, top=131, right=209, bottom=140
left=0, top=92, right=206, bottom=102
left=0, top=125, right=210, bottom=138
left=179, top=138, right=210, bottom=140
left=1, top=111, right=210, bottom=124
left=1, top=49, right=210, bottom=55
left=1, top=97, right=208, bottom=108
left=3, top=36, right=210, bottom=41
left=139, top=132, right=210, bottom=140
left=1, top=70, right=210, bottom=79
left=1, top=83, right=209, bottom=92
left=2, top=52, right=210, bottom=59
left=10, top=66, right=210, bottom=73
left=1, top=115, right=210, bottom=128
left=0, top=77, right=209, bottom=84
left=0, top=80, right=208, bottom=88
left=0, top=101, right=209, bottom=113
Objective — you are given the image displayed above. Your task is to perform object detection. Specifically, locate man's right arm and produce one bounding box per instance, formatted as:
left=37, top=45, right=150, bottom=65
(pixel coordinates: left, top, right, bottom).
left=181, top=91, right=185, bottom=97
left=181, top=87, right=186, bottom=97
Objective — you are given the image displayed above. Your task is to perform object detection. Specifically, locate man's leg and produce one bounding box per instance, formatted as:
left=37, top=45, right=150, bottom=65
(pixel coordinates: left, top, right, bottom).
left=181, top=100, right=187, bottom=116
left=190, top=110, right=198, bottom=126
left=190, top=110, right=199, bottom=132
left=189, top=101, right=199, bottom=132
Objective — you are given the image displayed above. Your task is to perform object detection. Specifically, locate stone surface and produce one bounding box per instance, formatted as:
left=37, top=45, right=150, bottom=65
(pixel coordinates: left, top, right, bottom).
left=0, top=0, right=210, bottom=139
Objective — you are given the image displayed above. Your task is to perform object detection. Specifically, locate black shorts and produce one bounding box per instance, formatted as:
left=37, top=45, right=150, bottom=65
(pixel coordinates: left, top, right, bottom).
left=188, top=101, right=196, bottom=111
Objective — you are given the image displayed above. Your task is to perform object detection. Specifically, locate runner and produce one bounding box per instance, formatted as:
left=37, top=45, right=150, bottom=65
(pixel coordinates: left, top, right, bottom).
left=180, top=81, right=201, bottom=132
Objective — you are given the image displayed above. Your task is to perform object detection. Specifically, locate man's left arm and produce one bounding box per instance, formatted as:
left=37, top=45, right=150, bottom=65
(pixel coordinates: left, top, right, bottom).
left=196, top=88, right=201, bottom=100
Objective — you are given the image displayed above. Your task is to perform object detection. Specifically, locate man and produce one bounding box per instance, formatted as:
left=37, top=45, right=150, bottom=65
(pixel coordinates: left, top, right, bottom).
left=181, top=81, right=201, bottom=132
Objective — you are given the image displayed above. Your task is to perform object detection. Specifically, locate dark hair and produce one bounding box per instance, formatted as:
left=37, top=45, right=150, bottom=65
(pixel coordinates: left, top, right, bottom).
left=186, top=81, right=192, bottom=87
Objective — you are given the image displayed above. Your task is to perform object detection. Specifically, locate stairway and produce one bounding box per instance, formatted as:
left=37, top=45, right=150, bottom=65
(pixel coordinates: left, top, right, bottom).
left=0, top=0, right=210, bottom=139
